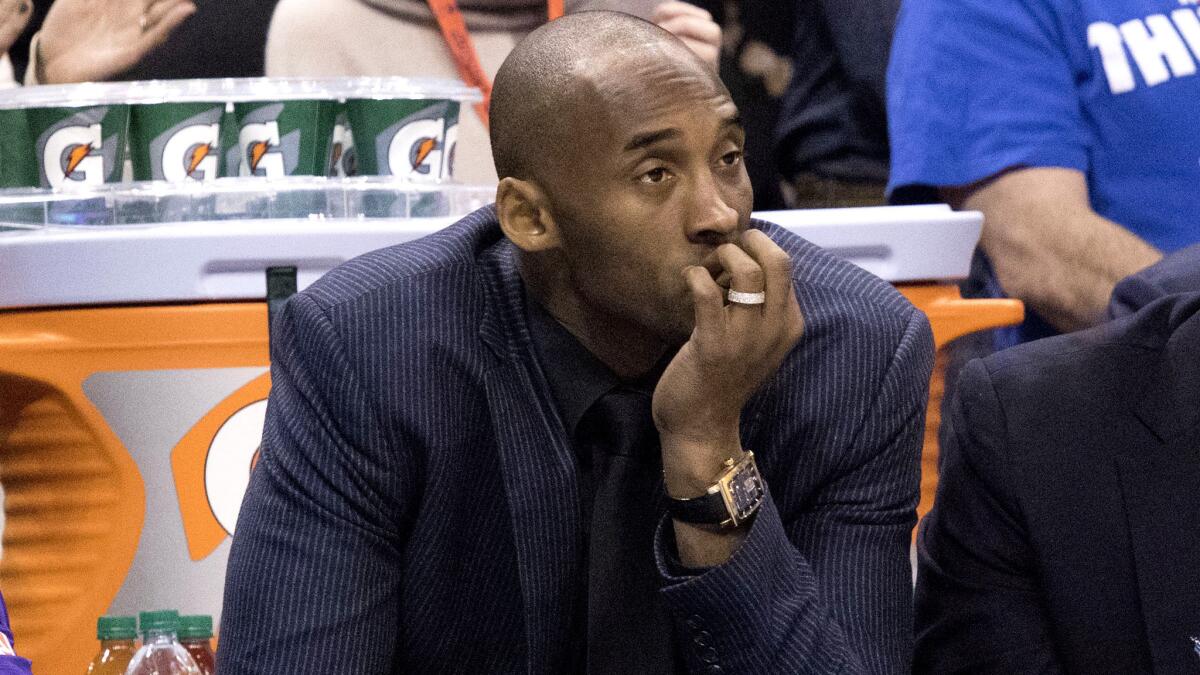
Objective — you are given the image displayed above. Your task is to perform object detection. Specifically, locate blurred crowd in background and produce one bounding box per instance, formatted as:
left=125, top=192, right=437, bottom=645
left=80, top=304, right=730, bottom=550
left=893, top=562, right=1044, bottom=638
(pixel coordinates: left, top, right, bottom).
left=1, top=0, right=1196, bottom=374
left=0, top=0, right=893, bottom=212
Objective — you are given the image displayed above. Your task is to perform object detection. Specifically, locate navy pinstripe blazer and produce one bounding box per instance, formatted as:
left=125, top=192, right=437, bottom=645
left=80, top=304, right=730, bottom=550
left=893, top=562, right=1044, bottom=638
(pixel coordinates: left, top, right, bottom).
left=218, top=206, right=934, bottom=674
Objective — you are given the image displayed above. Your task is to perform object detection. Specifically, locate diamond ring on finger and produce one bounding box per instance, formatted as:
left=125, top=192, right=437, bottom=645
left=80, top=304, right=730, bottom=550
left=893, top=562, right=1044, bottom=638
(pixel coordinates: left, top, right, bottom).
left=727, top=289, right=766, bottom=305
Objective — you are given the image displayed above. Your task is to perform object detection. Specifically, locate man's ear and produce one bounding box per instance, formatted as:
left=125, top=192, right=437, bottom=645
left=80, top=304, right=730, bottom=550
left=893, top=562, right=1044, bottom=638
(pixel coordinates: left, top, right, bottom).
left=496, top=177, right=562, bottom=252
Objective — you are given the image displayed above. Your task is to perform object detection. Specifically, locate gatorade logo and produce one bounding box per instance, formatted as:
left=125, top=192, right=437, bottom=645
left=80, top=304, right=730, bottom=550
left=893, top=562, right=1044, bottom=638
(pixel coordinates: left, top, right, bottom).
left=376, top=102, right=458, bottom=181
left=328, top=118, right=358, bottom=178
left=240, top=122, right=285, bottom=177
left=149, top=108, right=222, bottom=182
left=36, top=107, right=119, bottom=190
left=62, top=138, right=99, bottom=180
left=238, top=104, right=301, bottom=178
left=171, top=374, right=271, bottom=561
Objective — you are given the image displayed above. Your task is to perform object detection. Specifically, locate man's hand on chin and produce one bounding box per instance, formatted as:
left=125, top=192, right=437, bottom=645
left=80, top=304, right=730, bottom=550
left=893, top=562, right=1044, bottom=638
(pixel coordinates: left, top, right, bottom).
left=653, top=228, right=804, bottom=568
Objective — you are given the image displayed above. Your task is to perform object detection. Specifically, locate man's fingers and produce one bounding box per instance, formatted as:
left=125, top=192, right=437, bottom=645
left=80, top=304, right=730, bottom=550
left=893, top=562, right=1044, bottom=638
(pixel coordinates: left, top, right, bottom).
left=685, top=265, right=725, bottom=337
left=741, top=229, right=794, bottom=316
left=655, top=15, right=721, bottom=46
left=143, top=0, right=190, bottom=25
left=0, top=0, right=23, bottom=19
left=652, top=1, right=713, bottom=23
left=136, top=0, right=194, bottom=51
left=716, top=243, right=766, bottom=316
left=716, top=243, right=764, bottom=292
left=654, top=5, right=722, bottom=67
left=673, top=36, right=718, bottom=68
left=142, top=0, right=195, bottom=29
left=0, top=0, right=32, bottom=46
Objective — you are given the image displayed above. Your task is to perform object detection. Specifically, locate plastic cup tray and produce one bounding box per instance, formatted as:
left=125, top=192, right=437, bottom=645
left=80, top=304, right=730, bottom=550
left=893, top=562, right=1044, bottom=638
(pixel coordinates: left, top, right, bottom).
left=0, top=177, right=495, bottom=228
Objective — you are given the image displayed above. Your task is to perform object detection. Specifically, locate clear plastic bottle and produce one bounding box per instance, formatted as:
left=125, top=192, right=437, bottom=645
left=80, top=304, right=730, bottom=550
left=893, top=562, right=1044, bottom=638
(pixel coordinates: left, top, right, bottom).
left=176, top=616, right=215, bottom=675
left=123, top=610, right=201, bottom=675
left=86, top=616, right=138, bottom=675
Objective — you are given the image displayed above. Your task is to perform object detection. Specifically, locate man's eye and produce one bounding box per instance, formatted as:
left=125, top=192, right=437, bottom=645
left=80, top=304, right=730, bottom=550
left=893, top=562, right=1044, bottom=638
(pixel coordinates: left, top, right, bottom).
left=640, top=167, right=670, bottom=184
left=719, top=150, right=743, bottom=167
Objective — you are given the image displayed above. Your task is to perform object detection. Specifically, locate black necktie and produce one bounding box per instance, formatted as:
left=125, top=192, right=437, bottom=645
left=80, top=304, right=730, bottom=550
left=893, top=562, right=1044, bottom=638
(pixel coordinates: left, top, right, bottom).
left=579, top=386, right=675, bottom=673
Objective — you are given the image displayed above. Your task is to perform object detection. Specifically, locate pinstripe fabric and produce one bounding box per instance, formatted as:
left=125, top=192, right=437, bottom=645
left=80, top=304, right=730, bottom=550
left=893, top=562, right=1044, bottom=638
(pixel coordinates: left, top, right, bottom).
left=217, top=205, right=934, bottom=674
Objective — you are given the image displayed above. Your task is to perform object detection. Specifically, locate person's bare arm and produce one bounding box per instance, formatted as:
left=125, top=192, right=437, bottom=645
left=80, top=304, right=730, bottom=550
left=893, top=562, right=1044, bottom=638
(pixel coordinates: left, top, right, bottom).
left=946, top=166, right=1162, bottom=333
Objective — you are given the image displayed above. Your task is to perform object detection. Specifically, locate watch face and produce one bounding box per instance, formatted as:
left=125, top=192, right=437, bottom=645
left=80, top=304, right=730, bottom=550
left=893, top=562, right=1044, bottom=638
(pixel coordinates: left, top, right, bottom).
left=729, top=466, right=765, bottom=519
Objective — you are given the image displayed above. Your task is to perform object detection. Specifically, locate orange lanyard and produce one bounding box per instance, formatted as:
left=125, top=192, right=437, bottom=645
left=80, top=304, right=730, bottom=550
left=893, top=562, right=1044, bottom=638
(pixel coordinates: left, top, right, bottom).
left=426, top=0, right=564, bottom=130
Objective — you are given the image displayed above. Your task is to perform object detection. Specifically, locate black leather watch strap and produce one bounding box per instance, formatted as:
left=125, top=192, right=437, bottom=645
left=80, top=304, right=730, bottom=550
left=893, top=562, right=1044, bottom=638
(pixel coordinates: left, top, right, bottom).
left=666, top=452, right=764, bottom=527
left=667, top=490, right=729, bottom=525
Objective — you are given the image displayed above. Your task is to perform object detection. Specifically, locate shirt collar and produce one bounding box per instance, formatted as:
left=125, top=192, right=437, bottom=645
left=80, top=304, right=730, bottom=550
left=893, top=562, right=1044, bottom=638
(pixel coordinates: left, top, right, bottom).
left=526, top=292, right=621, bottom=436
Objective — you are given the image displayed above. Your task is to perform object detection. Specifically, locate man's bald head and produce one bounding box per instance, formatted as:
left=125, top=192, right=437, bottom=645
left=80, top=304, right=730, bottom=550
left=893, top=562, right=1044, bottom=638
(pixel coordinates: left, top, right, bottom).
left=489, top=11, right=719, bottom=184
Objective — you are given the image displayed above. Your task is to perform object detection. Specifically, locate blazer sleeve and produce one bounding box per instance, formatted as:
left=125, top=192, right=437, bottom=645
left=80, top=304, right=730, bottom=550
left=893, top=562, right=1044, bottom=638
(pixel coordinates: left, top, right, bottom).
left=656, top=308, right=934, bottom=674
left=913, top=358, right=1064, bottom=673
left=217, top=292, right=413, bottom=674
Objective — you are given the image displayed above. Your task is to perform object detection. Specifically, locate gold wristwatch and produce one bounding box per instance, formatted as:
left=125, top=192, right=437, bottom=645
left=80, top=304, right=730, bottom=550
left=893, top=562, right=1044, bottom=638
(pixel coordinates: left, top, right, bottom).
left=667, top=451, right=765, bottom=528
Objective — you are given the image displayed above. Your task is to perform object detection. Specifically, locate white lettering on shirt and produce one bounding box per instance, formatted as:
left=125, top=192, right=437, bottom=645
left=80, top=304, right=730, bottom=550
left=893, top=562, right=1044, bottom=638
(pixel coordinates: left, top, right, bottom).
left=1090, top=9, right=1200, bottom=93
left=1172, top=8, right=1200, bottom=58
left=1090, top=22, right=1137, bottom=93
left=1121, top=15, right=1195, bottom=83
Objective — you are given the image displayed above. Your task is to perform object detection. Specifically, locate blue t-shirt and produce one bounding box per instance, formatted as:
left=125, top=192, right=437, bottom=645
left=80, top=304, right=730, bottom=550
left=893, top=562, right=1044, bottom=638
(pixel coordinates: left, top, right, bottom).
left=887, top=0, right=1200, bottom=254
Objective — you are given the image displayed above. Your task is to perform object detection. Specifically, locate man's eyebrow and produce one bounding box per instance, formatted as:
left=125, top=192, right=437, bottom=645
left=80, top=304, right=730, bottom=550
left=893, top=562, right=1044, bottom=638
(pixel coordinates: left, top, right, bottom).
left=622, top=114, right=744, bottom=153
left=623, top=128, right=682, bottom=152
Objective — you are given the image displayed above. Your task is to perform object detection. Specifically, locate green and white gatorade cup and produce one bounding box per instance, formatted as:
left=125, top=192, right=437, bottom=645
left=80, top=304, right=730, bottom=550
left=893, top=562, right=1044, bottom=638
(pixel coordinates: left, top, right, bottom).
left=26, top=104, right=129, bottom=191
left=128, top=102, right=224, bottom=183
left=327, top=109, right=358, bottom=178
left=0, top=109, right=37, bottom=188
left=220, top=103, right=240, bottom=177
left=345, top=99, right=460, bottom=182
left=233, top=100, right=337, bottom=178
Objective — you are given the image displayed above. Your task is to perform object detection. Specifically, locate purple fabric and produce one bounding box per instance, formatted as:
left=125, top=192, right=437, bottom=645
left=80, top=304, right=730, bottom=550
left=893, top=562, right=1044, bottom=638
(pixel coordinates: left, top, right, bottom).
left=0, top=593, right=32, bottom=675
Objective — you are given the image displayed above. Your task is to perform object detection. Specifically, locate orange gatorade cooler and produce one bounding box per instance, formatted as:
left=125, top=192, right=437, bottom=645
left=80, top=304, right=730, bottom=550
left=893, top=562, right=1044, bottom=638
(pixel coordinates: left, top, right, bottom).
left=0, top=179, right=492, bottom=673
left=0, top=194, right=1017, bottom=673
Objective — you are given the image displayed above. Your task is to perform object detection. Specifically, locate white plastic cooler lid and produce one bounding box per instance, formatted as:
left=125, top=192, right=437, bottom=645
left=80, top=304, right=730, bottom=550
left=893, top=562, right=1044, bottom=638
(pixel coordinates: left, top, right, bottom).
left=0, top=192, right=981, bottom=310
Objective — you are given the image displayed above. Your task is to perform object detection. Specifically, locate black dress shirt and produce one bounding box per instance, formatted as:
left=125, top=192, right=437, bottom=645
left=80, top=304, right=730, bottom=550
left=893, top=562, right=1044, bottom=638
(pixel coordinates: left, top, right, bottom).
left=525, top=295, right=678, bottom=673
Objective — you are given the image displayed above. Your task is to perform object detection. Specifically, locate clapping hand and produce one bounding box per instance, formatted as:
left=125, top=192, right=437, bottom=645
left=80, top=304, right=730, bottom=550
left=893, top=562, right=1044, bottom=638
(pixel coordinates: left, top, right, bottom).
left=37, top=0, right=197, bottom=84
left=0, top=0, right=33, bottom=57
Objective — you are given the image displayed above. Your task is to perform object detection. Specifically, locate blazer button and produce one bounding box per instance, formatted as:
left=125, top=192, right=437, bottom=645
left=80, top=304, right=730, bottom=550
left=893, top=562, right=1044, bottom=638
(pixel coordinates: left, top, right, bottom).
left=700, top=646, right=719, bottom=664
left=694, top=630, right=712, bottom=648
left=706, top=666, right=723, bottom=674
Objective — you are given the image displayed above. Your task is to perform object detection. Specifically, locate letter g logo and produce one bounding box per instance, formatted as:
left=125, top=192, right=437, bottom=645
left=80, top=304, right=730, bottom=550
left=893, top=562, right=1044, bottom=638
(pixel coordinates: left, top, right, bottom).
left=162, top=123, right=219, bottom=182
left=43, top=124, right=104, bottom=189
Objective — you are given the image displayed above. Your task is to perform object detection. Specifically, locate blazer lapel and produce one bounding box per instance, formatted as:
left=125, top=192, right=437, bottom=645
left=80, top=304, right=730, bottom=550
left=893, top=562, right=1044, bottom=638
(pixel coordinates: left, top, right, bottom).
left=1120, top=310, right=1200, bottom=673
left=478, top=240, right=584, bottom=675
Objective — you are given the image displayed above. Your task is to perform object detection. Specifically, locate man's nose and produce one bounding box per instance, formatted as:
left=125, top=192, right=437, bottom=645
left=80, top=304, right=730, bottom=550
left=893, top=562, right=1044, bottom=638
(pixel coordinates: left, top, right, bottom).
left=685, top=172, right=740, bottom=244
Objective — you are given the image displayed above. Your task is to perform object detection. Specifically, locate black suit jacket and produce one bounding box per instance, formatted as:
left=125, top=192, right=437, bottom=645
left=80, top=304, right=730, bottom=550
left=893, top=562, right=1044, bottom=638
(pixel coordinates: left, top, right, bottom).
left=218, top=206, right=934, bottom=674
left=915, top=290, right=1200, bottom=673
